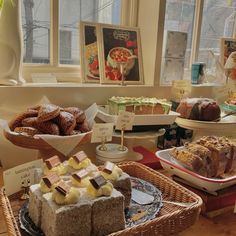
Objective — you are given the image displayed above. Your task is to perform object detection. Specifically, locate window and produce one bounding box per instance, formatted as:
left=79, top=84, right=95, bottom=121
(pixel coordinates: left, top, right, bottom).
left=198, top=0, right=236, bottom=62
left=161, top=0, right=236, bottom=85
left=21, top=0, right=121, bottom=68
left=164, top=0, right=195, bottom=68
left=21, top=0, right=50, bottom=64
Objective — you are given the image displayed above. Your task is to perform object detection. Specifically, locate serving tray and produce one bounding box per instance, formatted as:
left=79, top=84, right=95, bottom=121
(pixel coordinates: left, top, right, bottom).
left=156, top=148, right=236, bottom=192
left=97, top=105, right=180, bottom=126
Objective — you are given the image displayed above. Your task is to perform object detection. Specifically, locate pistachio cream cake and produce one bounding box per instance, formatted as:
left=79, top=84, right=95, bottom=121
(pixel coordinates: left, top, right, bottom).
left=108, top=96, right=171, bottom=115
left=29, top=154, right=130, bottom=236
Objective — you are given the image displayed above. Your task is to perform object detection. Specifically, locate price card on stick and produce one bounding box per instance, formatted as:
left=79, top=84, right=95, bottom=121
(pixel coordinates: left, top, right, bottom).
left=91, top=123, right=114, bottom=143
left=171, top=80, right=192, bottom=100
left=115, top=111, right=135, bottom=131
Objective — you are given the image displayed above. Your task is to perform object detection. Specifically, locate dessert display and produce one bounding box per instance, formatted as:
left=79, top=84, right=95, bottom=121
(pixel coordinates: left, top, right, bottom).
left=28, top=153, right=131, bottom=236
left=8, top=104, right=90, bottom=136
left=176, top=98, right=221, bottom=121
left=108, top=96, right=171, bottom=115
left=170, top=136, right=236, bottom=178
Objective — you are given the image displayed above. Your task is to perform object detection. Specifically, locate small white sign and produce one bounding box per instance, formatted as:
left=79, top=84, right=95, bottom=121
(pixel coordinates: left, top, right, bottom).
left=116, top=111, right=135, bottom=130
left=3, top=159, right=43, bottom=196
left=91, top=123, right=114, bottom=143
left=171, top=79, right=192, bottom=99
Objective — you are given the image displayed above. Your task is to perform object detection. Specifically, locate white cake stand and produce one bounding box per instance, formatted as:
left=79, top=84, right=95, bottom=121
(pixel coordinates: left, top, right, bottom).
left=112, top=128, right=166, bottom=161
left=175, top=116, right=236, bottom=140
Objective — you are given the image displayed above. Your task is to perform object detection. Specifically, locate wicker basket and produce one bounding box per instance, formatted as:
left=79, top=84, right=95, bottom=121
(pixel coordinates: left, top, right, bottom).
left=0, top=162, right=202, bottom=236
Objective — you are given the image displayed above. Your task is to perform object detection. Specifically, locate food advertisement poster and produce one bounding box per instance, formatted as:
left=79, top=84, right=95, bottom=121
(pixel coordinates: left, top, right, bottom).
left=99, top=24, right=144, bottom=84
left=80, top=22, right=100, bottom=83
left=220, top=37, right=236, bottom=66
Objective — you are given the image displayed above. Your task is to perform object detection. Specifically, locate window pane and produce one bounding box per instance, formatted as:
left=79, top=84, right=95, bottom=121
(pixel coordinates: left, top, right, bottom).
left=21, top=0, right=50, bottom=64
left=164, top=0, right=195, bottom=68
left=198, top=0, right=236, bottom=63
left=59, top=0, right=121, bottom=65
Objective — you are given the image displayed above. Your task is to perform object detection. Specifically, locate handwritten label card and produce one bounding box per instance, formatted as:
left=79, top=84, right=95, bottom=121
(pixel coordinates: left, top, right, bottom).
left=171, top=80, right=192, bottom=99
left=3, top=159, right=43, bottom=196
left=116, top=111, right=135, bottom=130
left=91, top=123, right=114, bottom=143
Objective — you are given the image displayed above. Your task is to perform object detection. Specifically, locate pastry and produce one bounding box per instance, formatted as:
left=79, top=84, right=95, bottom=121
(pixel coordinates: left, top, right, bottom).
left=176, top=98, right=221, bottom=121
left=8, top=109, right=38, bottom=131
left=43, top=155, right=67, bottom=176
left=108, top=96, right=171, bottom=115
left=64, top=107, right=86, bottom=123
left=76, top=119, right=90, bottom=133
left=14, top=126, right=39, bottom=136
left=54, top=111, right=76, bottom=135
left=37, top=104, right=60, bottom=122
left=22, top=117, right=60, bottom=135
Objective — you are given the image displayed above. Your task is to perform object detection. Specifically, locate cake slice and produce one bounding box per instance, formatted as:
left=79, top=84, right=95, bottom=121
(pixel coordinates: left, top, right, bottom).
left=28, top=184, right=43, bottom=227
left=169, top=148, right=205, bottom=176
left=100, top=161, right=131, bottom=208
left=91, top=189, right=125, bottom=236
left=41, top=192, right=92, bottom=236
left=196, top=136, right=231, bottom=177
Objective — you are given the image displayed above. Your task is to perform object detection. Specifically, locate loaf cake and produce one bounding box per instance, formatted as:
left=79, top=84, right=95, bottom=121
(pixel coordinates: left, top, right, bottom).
left=108, top=96, right=171, bottom=115
left=176, top=98, right=221, bottom=121
left=28, top=153, right=130, bottom=236
left=170, top=136, right=236, bottom=178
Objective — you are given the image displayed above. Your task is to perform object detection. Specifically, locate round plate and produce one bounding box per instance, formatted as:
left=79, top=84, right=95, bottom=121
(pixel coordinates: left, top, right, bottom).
left=125, top=177, right=163, bottom=228
left=19, top=201, right=44, bottom=236
left=19, top=177, right=163, bottom=234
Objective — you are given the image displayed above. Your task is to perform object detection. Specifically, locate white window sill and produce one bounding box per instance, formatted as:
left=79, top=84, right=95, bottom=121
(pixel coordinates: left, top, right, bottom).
left=0, top=82, right=154, bottom=88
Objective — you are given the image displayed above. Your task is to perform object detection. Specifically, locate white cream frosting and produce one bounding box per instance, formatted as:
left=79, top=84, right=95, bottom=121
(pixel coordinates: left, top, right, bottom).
left=68, top=157, right=91, bottom=170
left=87, top=182, right=113, bottom=198
left=43, top=163, right=66, bottom=176
left=52, top=187, right=80, bottom=205
left=71, top=176, right=91, bottom=188
left=101, top=166, right=123, bottom=181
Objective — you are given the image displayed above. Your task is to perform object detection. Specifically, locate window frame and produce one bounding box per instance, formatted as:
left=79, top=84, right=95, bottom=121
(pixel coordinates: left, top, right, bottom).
left=22, top=0, right=138, bottom=82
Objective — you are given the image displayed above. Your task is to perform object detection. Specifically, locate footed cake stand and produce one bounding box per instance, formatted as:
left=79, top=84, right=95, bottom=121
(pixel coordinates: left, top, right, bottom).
left=175, top=115, right=236, bottom=140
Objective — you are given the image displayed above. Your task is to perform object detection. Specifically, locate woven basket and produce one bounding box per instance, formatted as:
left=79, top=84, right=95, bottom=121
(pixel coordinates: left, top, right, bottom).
left=0, top=162, right=202, bottom=236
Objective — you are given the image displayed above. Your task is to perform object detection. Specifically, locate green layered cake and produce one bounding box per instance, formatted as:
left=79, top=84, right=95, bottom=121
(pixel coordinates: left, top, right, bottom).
left=108, top=96, right=171, bottom=115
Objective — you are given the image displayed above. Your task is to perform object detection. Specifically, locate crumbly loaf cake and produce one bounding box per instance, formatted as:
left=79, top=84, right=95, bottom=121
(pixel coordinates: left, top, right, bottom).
left=169, top=148, right=206, bottom=176
left=108, top=96, right=171, bottom=115
left=170, top=136, right=236, bottom=178
left=195, top=136, right=231, bottom=177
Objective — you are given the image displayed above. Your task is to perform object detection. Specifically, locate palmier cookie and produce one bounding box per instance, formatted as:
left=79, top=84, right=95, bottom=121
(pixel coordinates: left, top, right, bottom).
left=9, top=109, right=38, bottom=131
left=64, top=107, right=86, bottom=124
left=14, top=127, right=39, bottom=136
left=54, top=111, right=76, bottom=135
left=22, top=117, right=60, bottom=135
left=76, top=119, right=90, bottom=133
left=37, top=104, right=60, bottom=122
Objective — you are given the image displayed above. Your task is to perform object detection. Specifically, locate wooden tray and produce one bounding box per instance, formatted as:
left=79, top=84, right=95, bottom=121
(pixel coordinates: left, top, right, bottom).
left=1, top=162, right=202, bottom=236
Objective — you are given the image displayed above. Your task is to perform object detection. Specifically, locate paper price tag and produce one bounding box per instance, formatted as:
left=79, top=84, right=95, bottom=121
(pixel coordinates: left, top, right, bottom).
left=213, top=85, right=231, bottom=102
left=91, top=123, right=114, bottom=143
left=3, top=159, right=43, bottom=196
left=171, top=80, right=192, bottom=99
left=116, top=111, right=135, bottom=130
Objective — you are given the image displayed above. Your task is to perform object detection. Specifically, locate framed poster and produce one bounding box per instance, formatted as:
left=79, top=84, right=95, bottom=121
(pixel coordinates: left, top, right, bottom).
left=220, top=37, right=236, bottom=66
left=98, top=24, right=144, bottom=85
left=80, top=22, right=100, bottom=83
